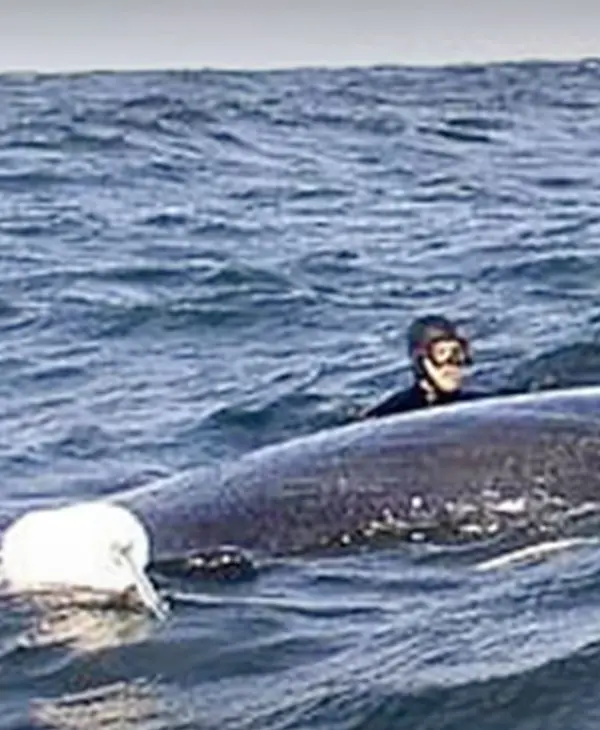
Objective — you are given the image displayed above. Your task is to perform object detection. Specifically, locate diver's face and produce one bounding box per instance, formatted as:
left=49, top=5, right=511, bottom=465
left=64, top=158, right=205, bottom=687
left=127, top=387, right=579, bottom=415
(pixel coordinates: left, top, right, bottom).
left=422, top=339, right=467, bottom=393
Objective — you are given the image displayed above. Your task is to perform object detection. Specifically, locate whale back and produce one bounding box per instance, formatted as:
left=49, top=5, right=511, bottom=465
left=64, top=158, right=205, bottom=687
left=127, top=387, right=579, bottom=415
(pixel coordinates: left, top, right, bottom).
left=118, top=387, right=600, bottom=558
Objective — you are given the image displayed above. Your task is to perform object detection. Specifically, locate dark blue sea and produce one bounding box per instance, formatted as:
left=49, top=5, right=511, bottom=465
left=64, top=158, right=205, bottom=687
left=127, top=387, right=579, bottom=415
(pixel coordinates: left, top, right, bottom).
left=2, top=60, right=600, bottom=729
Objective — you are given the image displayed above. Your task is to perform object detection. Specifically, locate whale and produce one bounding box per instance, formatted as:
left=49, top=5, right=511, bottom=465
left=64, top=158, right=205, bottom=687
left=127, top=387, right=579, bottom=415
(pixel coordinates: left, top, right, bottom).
left=116, top=384, right=600, bottom=559
left=4, top=385, right=600, bottom=614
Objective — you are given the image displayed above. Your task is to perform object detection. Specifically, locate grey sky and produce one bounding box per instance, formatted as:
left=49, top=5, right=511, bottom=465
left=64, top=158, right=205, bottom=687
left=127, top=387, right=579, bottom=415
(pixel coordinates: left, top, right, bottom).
left=2, top=0, right=599, bottom=73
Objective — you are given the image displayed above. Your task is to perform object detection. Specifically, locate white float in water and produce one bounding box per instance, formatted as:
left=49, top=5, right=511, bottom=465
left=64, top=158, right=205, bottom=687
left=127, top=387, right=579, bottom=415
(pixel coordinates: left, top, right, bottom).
left=0, top=501, right=168, bottom=619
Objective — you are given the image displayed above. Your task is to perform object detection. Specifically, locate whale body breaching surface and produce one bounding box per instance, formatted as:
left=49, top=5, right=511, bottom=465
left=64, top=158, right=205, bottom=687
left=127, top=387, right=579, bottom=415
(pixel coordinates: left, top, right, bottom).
left=5, top=385, right=600, bottom=613
left=0, top=501, right=167, bottom=619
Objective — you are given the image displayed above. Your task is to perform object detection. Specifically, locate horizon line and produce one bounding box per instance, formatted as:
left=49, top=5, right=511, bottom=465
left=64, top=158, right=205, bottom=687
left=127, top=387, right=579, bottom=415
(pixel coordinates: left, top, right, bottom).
left=1, top=53, right=598, bottom=79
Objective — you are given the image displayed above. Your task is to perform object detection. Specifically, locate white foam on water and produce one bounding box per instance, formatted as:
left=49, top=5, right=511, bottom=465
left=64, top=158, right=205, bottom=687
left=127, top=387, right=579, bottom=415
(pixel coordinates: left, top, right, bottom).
left=474, top=537, right=600, bottom=571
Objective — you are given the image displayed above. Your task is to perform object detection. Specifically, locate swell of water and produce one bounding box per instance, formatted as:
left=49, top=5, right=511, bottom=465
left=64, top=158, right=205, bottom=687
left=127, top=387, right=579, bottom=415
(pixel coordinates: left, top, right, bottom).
left=1, top=60, right=600, bottom=729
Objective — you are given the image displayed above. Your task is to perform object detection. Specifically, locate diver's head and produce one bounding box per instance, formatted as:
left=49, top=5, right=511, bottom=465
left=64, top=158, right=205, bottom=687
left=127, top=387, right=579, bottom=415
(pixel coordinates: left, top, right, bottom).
left=407, top=314, right=472, bottom=397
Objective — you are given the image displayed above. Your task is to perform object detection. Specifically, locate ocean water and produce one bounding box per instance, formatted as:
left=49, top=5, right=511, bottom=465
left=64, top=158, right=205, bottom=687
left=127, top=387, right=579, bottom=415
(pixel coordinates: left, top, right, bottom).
left=1, top=60, right=600, bottom=729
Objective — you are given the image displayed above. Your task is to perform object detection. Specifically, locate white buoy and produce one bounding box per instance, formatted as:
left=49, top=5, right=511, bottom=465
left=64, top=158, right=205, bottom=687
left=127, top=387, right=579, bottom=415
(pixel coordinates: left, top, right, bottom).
left=0, top=501, right=168, bottom=619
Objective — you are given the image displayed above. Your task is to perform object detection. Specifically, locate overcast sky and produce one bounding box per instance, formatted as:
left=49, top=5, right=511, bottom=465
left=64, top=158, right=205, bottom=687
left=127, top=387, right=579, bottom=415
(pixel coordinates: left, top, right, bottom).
left=2, top=0, right=599, bottom=73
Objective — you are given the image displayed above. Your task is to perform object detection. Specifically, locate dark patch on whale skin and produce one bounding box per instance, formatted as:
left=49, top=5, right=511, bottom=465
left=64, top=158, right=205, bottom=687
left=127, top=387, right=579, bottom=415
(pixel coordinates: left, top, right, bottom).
left=115, top=387, right=600, bottom=561
left=149, top=546, right=258, bottom=583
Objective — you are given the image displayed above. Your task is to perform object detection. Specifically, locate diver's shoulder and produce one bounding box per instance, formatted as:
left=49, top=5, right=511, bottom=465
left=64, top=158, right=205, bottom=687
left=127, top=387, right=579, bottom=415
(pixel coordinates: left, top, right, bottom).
left=458, top=389, right=488, bottom=401
left=357, top=384, right=426, bottom=419
left=458, top=386, right=523, bottom=402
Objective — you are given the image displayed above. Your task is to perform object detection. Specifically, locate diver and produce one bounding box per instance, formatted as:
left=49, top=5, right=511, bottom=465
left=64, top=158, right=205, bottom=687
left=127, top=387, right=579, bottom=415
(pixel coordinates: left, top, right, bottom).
left=357, top=314, right=484, bottom=419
